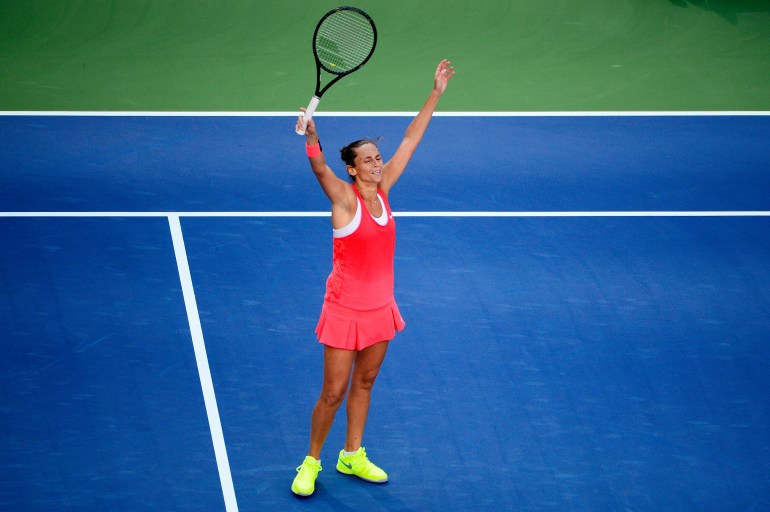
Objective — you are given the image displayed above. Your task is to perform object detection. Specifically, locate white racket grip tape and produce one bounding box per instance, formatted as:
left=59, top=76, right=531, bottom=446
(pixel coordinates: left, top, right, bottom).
left=295, top=95, right=321, bottom=135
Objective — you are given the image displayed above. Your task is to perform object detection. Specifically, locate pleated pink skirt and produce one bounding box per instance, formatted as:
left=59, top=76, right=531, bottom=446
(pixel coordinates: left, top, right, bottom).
left=315, top=300, right=406, bottom=351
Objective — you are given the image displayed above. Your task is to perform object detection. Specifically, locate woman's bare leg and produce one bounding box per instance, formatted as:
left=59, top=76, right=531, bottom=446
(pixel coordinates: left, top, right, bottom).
left=344, top=340, right=389, bottom=452
left=308, top=346, right=356, bottom=459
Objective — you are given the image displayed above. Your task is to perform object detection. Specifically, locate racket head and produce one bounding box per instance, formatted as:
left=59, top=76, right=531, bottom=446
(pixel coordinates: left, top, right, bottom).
left=313, top=6, right=377, bottom=76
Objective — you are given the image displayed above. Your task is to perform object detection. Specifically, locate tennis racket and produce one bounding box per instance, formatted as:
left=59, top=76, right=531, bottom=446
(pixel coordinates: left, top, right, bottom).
left=295, top=6, right=377, bottom=135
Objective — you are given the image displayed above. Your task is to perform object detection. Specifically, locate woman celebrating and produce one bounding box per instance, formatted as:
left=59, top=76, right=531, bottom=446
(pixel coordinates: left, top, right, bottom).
left=291, top=59, right=454, bottom=497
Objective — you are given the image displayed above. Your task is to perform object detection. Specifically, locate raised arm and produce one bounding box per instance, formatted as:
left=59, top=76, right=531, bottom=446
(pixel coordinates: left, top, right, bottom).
left=380, top=59, right=455, bottom=194
left=296, top=111, right=353, bottom=208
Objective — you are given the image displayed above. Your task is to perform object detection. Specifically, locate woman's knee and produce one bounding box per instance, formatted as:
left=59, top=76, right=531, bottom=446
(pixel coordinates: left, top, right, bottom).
left=318, top=385, right=347, bottom=408
left=351, top=368, right=380, bottom=391
left=351, top=341, right=388, bottom=391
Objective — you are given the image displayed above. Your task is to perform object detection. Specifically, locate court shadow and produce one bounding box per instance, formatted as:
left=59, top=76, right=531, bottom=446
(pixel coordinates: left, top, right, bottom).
left=299, top=480, right=359, bottom=512
left=667, top=0, right=770, bottom=24
left=357, top=481, right=417, bottom=512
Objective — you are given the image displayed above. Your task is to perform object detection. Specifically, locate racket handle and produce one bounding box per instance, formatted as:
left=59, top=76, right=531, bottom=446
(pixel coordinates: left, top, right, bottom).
left=295, top=95, right=321, bottom=135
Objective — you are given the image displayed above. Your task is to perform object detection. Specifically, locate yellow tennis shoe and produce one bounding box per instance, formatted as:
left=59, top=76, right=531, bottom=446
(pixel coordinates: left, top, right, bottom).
left=336, top=447, right=388, bottom=483
left=291, top=456, right=322, bottom=496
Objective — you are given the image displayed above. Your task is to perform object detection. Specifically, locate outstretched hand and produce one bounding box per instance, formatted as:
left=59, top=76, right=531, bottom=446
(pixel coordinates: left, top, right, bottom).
left=434, top=59, right=455, bottom=95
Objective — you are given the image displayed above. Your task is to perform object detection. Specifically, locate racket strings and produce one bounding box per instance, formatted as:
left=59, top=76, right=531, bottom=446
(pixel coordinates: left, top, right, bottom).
left=315, top=11, right=375, bottom=74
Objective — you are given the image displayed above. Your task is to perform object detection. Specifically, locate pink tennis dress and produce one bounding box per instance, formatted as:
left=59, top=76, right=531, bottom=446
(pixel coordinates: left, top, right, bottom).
left=315, top=184, right=406, bottom=350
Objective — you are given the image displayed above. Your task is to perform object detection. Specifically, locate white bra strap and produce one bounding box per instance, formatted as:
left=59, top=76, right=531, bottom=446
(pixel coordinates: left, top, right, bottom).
left=333, top=198, right=362, bottom=238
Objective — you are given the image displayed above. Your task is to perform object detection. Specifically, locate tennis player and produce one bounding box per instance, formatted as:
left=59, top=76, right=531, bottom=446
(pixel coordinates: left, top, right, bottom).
left=291, top=59, right=454, bottom=497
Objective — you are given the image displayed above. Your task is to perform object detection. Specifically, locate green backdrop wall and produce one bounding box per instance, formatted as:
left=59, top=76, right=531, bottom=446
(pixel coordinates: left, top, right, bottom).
left=1, top=0, right=769, bottom=111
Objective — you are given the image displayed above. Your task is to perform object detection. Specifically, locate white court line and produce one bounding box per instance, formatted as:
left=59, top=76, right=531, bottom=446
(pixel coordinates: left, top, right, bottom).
left=1, top=110, right=769, bottom=117
left=168, top=215, right=239, bottom=512
left=0, top=211, right=330, bottom=217
left=1, top=211, right=769, bottom=218
left=395, top=211, right=770, bottom=217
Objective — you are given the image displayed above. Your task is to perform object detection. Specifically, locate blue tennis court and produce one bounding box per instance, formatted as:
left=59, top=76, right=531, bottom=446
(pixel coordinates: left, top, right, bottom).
left=2, top=114, right=769, bottom=511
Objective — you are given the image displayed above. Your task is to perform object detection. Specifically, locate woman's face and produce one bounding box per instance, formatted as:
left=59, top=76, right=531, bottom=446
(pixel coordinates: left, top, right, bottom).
left=347, top=143, right=382, bottom=184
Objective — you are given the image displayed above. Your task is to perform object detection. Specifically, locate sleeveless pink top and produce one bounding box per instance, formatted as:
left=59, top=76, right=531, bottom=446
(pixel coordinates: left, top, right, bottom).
left=324, top=184, right=396, bottom=311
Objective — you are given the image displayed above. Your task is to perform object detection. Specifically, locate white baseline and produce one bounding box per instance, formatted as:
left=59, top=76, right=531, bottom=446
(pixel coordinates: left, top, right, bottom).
left=1, top=110, right=769, bottom=117
left=1, top=211, right=769, bottom=218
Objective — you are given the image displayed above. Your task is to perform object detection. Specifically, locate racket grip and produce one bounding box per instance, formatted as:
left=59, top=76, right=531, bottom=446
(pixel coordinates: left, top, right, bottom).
left=296, top=95, right=321, bottom=135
